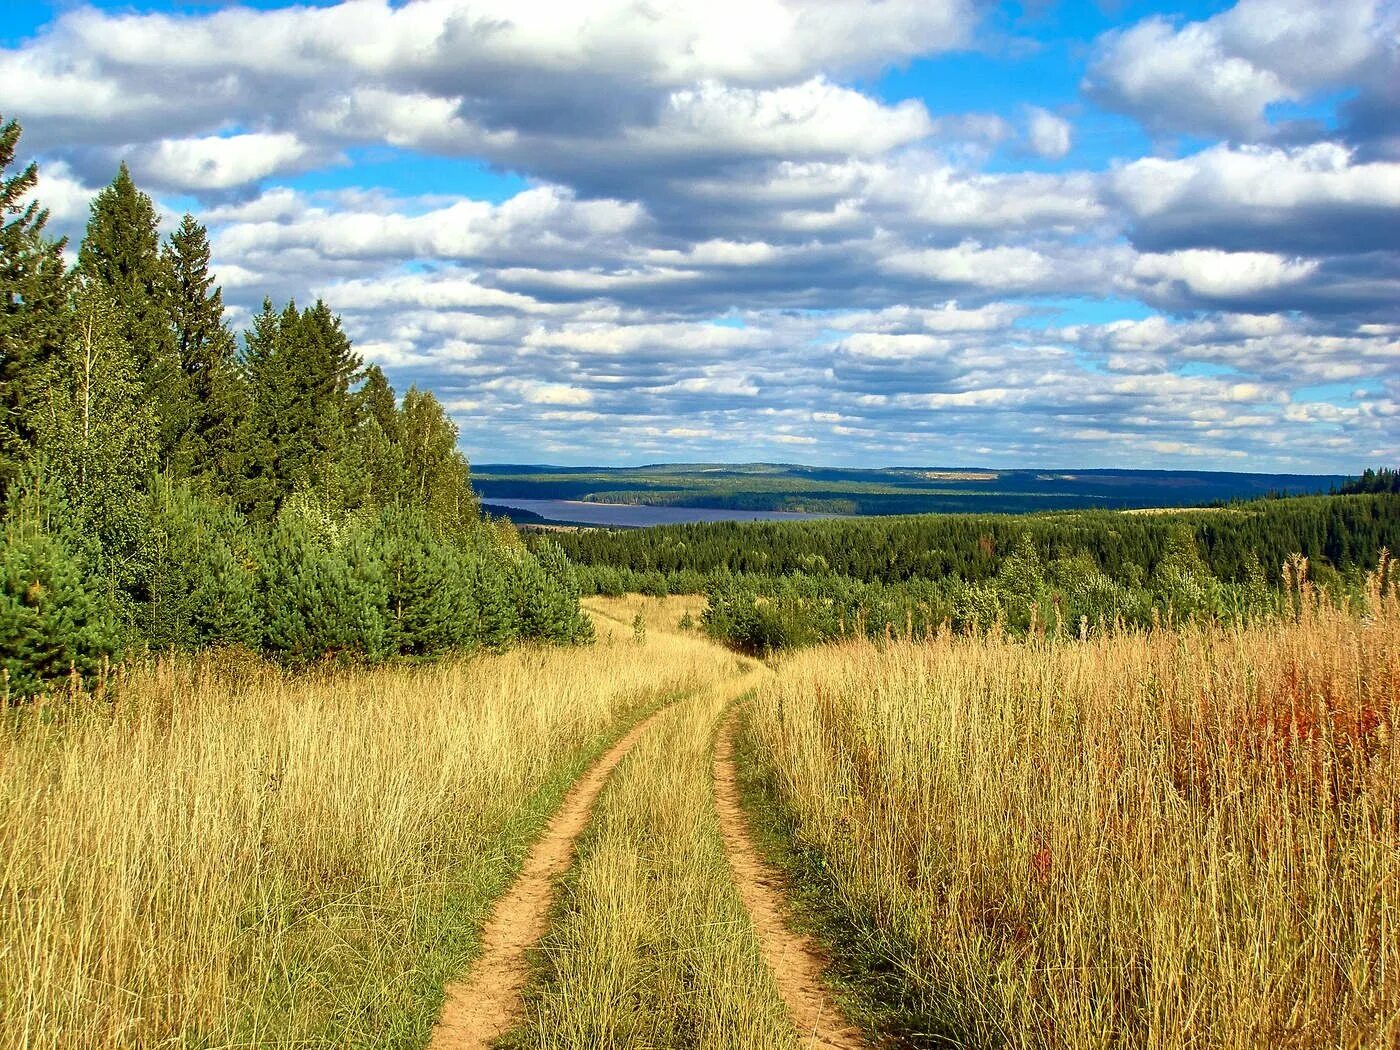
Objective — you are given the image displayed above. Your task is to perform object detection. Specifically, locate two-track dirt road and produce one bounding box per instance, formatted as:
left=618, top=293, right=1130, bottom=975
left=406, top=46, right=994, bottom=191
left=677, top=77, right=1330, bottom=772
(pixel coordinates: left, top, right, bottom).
left=427, top=597, right=864, bottom=1049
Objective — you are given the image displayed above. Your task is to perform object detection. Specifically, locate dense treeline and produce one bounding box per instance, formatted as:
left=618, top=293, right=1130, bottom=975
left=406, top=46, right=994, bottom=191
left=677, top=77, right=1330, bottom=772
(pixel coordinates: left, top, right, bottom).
left=538, top=494, right=1398, bottom=588
left=0, top=117, right=588, bottom=699
left=1339, top=467, right=1400, bottom=494
left=696, top=533, right=1295, bottom=654
left=532, top=495, right=1400, bottom=653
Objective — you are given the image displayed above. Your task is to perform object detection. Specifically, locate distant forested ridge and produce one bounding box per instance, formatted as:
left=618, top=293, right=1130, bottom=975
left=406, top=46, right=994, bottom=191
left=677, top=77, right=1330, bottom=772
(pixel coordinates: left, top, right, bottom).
left=528, top=494, right=1400, bottom=652
left=535, top=495, right=1398, bottom=586
left=475, top=462, right=1344, bottom=516
left=0, top=117, right=588, bottom=700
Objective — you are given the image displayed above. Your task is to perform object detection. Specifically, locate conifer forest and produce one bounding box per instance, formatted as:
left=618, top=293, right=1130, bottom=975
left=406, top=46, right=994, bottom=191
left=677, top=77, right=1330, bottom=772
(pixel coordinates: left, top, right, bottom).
left=1, top=118, right=589, bottom=701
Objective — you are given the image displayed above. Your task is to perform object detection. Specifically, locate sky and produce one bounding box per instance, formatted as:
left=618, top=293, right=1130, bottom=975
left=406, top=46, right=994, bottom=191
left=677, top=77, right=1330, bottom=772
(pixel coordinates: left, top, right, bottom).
left=2, top=0, right=1397, bottom=471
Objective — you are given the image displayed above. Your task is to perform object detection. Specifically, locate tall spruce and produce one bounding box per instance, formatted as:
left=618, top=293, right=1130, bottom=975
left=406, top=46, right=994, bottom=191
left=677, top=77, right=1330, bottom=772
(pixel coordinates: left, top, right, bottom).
left=78, top=163, right=185, bottom=466
left=237, top=298, right=287, bottom=519
left=0, top=116, right=71, bottom=494
left=239, top=299, right=362, bottom=518
left=161, top=214, right=244, bottom=488
left=297, top=299, right=362, bottom=506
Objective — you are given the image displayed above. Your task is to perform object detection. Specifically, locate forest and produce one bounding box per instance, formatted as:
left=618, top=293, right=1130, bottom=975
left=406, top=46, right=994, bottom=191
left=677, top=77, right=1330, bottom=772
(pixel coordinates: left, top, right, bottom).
left=532, top=493, right=1400, bottom=651
left=0, top=117, right=589, bottom=700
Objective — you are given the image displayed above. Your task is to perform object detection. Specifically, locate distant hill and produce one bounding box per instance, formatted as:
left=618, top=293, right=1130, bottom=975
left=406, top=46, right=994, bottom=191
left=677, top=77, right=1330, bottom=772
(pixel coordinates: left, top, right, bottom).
left=473, top=463, right=1345, bottom=520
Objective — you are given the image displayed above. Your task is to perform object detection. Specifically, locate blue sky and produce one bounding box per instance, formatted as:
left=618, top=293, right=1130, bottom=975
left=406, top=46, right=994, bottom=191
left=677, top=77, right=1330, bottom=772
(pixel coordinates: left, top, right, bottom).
left=2, top=0, right=1397, bottom=470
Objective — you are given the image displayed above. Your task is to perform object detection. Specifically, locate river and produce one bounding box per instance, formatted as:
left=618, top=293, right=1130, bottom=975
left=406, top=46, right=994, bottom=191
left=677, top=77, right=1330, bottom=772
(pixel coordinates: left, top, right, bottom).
left=481, top=497, right=842, bottom=527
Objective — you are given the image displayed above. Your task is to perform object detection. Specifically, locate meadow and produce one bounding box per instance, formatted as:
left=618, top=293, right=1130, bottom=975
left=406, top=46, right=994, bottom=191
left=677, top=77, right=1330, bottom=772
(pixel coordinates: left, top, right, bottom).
left=3, top=579, right=1397, bottom=1048
left=739, top=572, right=1399, bottom=1048
left=0, top=625, right=730, bottom=1049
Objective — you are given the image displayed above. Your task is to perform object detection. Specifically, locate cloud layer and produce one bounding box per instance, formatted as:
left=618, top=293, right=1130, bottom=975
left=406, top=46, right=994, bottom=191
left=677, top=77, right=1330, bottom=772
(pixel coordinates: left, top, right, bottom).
left=5, top=0, right=1398, bottom=470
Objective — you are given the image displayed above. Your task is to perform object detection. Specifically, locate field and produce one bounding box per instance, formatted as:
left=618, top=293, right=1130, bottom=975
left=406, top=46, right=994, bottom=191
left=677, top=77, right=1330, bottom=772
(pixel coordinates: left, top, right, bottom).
left=739, top=583, right=1399, bottom=1047
left=3, top=588, right=1397, bottom=1048
left=0, top=619, right=730, bottom=1048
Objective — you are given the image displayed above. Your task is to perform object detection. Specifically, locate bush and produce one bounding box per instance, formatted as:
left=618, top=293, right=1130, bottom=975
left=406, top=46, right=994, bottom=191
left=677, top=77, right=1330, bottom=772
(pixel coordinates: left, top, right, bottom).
left=0, top=521, right=122, bottom=701
left=259, top=513, right=388, bottom=663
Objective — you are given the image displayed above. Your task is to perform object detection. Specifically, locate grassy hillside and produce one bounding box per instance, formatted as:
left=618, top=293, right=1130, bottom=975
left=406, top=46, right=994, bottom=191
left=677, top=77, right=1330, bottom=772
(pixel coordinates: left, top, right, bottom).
left=0, top=635, right=730, bottom=1049
left=740, top=582, right=1399, bottom=1047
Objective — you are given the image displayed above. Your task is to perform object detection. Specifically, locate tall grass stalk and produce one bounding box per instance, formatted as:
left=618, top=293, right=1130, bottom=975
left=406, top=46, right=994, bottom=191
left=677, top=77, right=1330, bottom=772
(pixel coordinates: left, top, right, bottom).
left=744, top=579, right=1399, bottom=1048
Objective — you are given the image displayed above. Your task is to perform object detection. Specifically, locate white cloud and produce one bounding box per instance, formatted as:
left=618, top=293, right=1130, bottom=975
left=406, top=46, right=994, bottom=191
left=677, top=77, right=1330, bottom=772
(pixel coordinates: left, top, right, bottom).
left=638, top=78, right=933, bottom=159
left=1111, top=142, right=1400, bottom=252
left=1128, top=249, right=1318, bottom=299
left=881, top=242, right=1058, bottom=290
left=1086, top=0, right=1387, bottom=139
left=132, top=132, right=321, bottom=191
left=1026, top=107, right=1071, bottom=160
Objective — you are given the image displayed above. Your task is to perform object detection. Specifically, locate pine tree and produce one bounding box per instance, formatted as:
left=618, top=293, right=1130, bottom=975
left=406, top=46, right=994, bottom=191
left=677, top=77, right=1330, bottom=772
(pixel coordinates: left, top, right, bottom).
left=0, top=481, right=122, bottom=701
left=259, top=512, right=388, bottom=664
left=0, top=116, right=71, bottom=495
left=137, top=475, right=262, bottom=650
left=374, top=508, right=475, bottom=656
left=471, top=554, right=517, bottom=650
left=161, top=214, right=244, bottom=489
left=78, top=163, right=185, bottom=466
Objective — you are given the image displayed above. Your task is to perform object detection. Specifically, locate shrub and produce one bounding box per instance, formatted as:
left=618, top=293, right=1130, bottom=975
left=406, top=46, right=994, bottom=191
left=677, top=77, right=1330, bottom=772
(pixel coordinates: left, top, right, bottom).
left=0, top=522, right=122, bottom=701
left=259, top=513, right=388, bottom=663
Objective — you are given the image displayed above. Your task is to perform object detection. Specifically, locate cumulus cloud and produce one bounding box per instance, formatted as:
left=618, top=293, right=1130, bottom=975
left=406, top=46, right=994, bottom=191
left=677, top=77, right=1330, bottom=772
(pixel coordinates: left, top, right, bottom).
left=1111, top=142, right=1400, bottom=253
left=130, top=132, right=324, bottom=191
left=3, top=0, right=1396, bottom=469
left=1128, top=249, right=1318, bottom=301
left=0, top=0, right=972, bottom=194
left=1026, top=107, right=1072, bottom=160
left=1086, top=0, right=1388, bottom=141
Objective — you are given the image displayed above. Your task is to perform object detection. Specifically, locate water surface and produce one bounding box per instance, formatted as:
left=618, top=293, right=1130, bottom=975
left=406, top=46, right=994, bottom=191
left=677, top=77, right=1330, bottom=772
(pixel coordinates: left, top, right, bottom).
left=483, top=497, right=841, bottom=527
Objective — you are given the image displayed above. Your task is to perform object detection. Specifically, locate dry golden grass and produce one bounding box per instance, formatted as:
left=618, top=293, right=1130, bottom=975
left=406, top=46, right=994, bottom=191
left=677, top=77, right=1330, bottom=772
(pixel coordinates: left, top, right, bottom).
left=743, top=586, right=1399, bottom=1048
left=0, top=626, right=728, bottom=1049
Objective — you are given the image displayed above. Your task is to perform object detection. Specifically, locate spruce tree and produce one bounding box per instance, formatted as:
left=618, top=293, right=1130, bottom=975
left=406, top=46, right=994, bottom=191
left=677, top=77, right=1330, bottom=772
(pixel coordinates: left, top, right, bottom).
left=78, top=163, right=185, bottom=466
left=0, top=116, right=71, bottom=495
left=353, top=365, right=405, bottom=510
left=161, top=214, right=244, bottom=488
left=237, top=298, right=291, bottom=519
left=238, top=299, right=362, bottom=518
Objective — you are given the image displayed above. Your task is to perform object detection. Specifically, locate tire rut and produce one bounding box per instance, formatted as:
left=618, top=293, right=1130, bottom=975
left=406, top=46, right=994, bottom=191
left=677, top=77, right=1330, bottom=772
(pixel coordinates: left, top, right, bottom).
left=427, top=704, right=667, bottom=1050
left=713, top=712, right=869, bottom=1050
